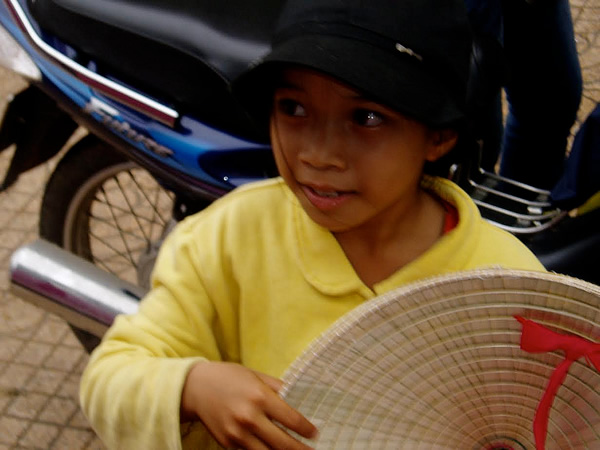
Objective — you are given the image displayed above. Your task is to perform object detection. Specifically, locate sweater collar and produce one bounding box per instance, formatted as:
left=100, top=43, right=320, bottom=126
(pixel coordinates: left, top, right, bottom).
left=287, top=187, right=368, bottom=296
left=287, top=176, right=482, bottom=297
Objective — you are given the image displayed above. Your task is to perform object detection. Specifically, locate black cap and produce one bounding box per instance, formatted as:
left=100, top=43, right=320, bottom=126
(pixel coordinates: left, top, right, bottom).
left=233, top=0, right=473, bottom=132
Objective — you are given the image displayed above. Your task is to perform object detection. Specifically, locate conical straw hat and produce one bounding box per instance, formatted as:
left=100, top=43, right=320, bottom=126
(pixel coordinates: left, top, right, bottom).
left=280, top=269, right=600, bottom=449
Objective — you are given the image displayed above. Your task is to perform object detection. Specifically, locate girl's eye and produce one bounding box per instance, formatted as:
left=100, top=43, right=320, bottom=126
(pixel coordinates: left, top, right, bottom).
left=277, top=99, right=307, bottom=117
left=353, top=109, right=383, bottom=127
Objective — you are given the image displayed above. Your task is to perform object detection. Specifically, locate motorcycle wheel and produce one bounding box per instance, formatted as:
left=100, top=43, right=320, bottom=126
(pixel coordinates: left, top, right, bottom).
left=40, top=136, right=176, bottom=351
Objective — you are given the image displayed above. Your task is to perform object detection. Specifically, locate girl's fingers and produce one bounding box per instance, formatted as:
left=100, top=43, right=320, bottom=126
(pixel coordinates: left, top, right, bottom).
left=231, top=432, right=270, bottom=450
left=219, top=407, right=314, bottom=450
left=254, top=413, right=316, bottom=450
left=254, top=371, right=284, bottom=392
left=253, top=370, right=317, bottom=441
left=264, top=395, right=318, bottom=442
left=187, top=363, right=317, bottom=449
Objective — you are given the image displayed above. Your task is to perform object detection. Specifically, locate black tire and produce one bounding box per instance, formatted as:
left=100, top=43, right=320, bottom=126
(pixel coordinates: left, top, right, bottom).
left=40, top=136, right=176, bottom=351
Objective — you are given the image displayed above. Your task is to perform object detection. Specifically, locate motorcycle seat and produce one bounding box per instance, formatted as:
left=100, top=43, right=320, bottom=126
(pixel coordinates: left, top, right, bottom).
left=29, top=0, right=282, bottom=80
left=27, top=0, right=283, bottom=138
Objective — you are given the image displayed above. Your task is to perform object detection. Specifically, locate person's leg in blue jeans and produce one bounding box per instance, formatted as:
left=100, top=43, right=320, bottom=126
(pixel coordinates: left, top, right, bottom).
left=465, top=0, right=505, bottom=172
left=499, top=0, right=582, bottom=190
left=465, top=0, right=582, bottom=190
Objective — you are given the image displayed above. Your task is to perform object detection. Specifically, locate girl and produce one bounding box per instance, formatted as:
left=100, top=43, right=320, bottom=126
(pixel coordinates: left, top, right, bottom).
left=80, top=0, right=544, bottom=448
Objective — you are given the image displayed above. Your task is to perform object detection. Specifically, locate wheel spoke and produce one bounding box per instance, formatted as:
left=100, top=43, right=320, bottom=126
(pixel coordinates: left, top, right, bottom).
left=56, top=153, right=176, bottom=285
left=89, top=229, right=143, bottom=264
left=96, top=184, right=138, bottom=267
left=86, top=214, right=151, bottom=242
left=126, top=170, right=172, bottom=225
left=114, top=173, right=152, bottom=244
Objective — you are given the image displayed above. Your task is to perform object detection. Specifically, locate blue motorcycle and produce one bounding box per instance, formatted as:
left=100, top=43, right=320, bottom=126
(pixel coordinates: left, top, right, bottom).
left=1, top=0, right=280, bottom=288
left=2, top=0, right=598, bottom=350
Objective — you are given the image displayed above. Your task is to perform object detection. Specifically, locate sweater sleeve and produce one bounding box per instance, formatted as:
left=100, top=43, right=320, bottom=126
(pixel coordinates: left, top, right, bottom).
left=79, top=215, right=234, bottom=449
left=477, top=221, right=546, bottom=272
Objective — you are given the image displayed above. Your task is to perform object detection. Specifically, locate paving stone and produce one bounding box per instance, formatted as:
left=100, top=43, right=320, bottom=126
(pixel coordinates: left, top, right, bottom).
left=0, top=298, right=45, bottom=339
left=43, top=346, right=86, bottom=373
left=13, top=342, right=54, bottom=366
left=55, top=373, right=85, bottom=400
left=61, top=329, right=85, bottom=349
left=0, top=364, right=36, bottom=392
left=5, top=392, right=49, bottom=420
left=0, top=273, right=9, bottom=292
left=0, top=2, right=598, bottom=449
left=0, top=384, right=18, bottom=412
left=51, top=428, right=96, bottom=450
left=68, top=409, right=92, bottom=429
left=0, top=416, right=28, bottom=445
left=38, top=397, right=79, bottom=425
left=24, top=368, right=66, bottom=396
left=31, top=317, right=71, bottom=345
left=0, top=336, right=24, bottom=361
left=17, top=422, right=60, bottom=448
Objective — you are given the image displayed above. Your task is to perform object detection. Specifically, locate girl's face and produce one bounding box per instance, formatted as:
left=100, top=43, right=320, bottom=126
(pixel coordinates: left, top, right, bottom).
left=271, top=68, right=456, bottom=234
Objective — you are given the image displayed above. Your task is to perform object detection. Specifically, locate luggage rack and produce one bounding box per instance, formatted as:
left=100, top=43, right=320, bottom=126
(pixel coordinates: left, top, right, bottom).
left=466, top=168, right=567, bottom=234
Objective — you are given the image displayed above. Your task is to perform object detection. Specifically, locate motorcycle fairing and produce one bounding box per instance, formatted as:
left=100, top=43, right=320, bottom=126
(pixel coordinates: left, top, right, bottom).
left=0, top=0, right=277, bottom=195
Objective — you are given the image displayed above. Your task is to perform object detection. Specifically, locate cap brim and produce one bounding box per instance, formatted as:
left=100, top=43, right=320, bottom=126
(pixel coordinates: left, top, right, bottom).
left=232, top=34, right=465, bottom=132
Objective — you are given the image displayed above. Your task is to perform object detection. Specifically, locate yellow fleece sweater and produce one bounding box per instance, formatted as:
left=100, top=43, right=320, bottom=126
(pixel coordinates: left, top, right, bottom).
left=80, top=176, right=543, bottom=449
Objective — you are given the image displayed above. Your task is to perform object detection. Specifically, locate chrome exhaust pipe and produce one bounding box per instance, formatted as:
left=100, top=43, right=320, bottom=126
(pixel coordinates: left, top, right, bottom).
left=10, top=239, right=145, bottom=338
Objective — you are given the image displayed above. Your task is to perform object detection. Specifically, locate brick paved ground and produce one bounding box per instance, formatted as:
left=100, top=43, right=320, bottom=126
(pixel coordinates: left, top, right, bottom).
left=1, top=2, right=599, bottom=448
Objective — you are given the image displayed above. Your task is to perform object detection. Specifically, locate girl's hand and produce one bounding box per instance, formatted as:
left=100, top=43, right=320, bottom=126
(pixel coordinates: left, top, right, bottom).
left=181, top=361, right=318, bottom=449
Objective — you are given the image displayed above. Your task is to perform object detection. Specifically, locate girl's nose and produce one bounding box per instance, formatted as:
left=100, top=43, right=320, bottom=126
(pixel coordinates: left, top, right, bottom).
left=299, top=124, right=347, bottom=170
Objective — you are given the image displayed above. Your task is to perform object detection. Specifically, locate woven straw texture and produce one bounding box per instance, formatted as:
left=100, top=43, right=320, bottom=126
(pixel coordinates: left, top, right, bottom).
left=280, top=269, right=600, bottom=449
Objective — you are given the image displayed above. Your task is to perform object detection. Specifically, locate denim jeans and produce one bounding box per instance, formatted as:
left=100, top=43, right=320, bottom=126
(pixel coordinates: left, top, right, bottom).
left=465, top=0, right=582, bottom=189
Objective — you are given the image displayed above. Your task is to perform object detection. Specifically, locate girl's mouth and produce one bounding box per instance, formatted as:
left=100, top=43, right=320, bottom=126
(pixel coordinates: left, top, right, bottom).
left=301, top=184, right=354, bottom=211
left=313, top=188, right=340, bottom=198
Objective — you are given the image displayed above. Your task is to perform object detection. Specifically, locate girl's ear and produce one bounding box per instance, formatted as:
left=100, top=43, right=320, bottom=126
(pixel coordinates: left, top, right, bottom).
left=426, top=129, right=459, bottom=162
